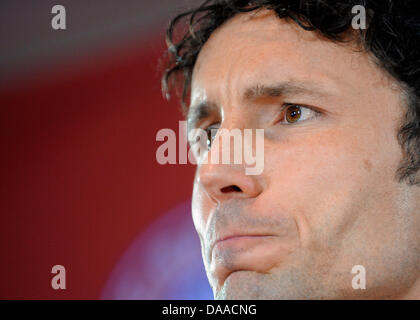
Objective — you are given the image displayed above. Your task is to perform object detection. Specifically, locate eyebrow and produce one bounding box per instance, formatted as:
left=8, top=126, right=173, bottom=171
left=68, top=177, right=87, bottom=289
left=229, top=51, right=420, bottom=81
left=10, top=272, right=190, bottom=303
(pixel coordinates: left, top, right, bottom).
left=187, top=81, right=333, bottom=130
left=243, top=81, right=332, bottom=101
left=187, top=101, right=218, bottom=132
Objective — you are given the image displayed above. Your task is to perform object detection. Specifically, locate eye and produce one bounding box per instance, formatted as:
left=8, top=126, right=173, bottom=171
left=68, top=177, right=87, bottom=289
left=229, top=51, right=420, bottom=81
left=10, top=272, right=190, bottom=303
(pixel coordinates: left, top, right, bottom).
left=205, top=123, right=220, bottom=150
left=278, top=104, right=320, bottom=124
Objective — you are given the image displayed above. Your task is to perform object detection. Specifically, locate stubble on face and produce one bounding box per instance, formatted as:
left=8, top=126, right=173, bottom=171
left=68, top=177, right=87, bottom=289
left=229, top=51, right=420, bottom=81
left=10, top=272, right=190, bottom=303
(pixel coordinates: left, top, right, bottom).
left=190, top=9, right=420, bottom=299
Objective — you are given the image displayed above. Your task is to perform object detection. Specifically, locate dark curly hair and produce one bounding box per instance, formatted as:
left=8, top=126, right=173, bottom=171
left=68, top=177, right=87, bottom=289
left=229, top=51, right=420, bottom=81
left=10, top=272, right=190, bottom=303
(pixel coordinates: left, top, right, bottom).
left=161, top=0, right=420, bottom=185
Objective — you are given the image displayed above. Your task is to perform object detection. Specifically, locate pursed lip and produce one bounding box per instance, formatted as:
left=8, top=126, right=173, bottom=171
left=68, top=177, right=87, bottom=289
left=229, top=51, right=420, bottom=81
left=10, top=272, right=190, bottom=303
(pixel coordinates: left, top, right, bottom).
left=208, top=233, right=281, bottom=287
left=209, top=233, right=275, bottom=262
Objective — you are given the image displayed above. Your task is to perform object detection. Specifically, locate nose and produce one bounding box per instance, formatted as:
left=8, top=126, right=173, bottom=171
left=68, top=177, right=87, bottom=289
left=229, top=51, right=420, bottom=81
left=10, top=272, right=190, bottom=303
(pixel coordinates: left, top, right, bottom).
left=197, top=160, right=262, bottom=204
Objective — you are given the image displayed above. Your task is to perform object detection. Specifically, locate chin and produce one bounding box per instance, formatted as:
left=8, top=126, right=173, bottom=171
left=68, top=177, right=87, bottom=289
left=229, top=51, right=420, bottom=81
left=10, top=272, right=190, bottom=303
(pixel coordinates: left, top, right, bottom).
left=213, top=270, right=272, bottom=300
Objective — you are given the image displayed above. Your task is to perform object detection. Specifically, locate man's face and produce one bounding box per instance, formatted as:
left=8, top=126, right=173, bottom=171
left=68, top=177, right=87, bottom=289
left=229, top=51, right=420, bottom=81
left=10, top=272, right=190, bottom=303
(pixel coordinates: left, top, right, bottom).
left=189, top=9, right=420, bottom=299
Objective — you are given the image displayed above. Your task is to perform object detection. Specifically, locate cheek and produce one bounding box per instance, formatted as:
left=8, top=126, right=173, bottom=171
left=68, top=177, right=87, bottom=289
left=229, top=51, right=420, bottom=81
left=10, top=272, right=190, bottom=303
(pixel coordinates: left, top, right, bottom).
left=263, top=125, right=401, bottom=235
left=191, top=177, right=212, bottom=236
left=266, top=128, right=365, bottom=189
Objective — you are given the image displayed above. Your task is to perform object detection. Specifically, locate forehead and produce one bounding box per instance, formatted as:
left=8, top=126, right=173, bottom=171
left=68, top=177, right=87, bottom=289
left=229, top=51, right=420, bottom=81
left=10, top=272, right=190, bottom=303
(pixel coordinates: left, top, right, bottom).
left=189, top=9, right=388, bottom=108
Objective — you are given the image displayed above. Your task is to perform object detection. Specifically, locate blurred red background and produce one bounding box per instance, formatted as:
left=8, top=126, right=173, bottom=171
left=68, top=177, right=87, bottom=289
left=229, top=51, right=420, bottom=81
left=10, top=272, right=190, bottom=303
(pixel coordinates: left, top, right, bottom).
left=0, top=0, right=197, bottom=299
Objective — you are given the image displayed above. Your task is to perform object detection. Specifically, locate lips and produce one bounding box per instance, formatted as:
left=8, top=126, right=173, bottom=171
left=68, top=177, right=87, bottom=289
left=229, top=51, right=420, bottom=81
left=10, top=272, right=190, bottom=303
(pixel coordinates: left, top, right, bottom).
left=211, top=234, right=275, bottom=257
left=202, top=204, right=300, bottom=288
left=210, top=234, right=278, bottom=262
left=208, top=231, right=280, bottom=266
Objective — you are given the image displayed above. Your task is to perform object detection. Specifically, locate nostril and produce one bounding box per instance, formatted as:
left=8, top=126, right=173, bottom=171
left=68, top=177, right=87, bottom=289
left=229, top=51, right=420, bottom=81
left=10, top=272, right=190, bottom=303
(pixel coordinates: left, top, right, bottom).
left=220, top=185, right=242, bottom=193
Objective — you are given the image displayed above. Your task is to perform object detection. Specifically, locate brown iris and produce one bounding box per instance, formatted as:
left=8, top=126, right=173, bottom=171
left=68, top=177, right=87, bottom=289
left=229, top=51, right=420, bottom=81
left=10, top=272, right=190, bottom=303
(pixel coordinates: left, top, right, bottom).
left=285, top=105, right=302, bottom=123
